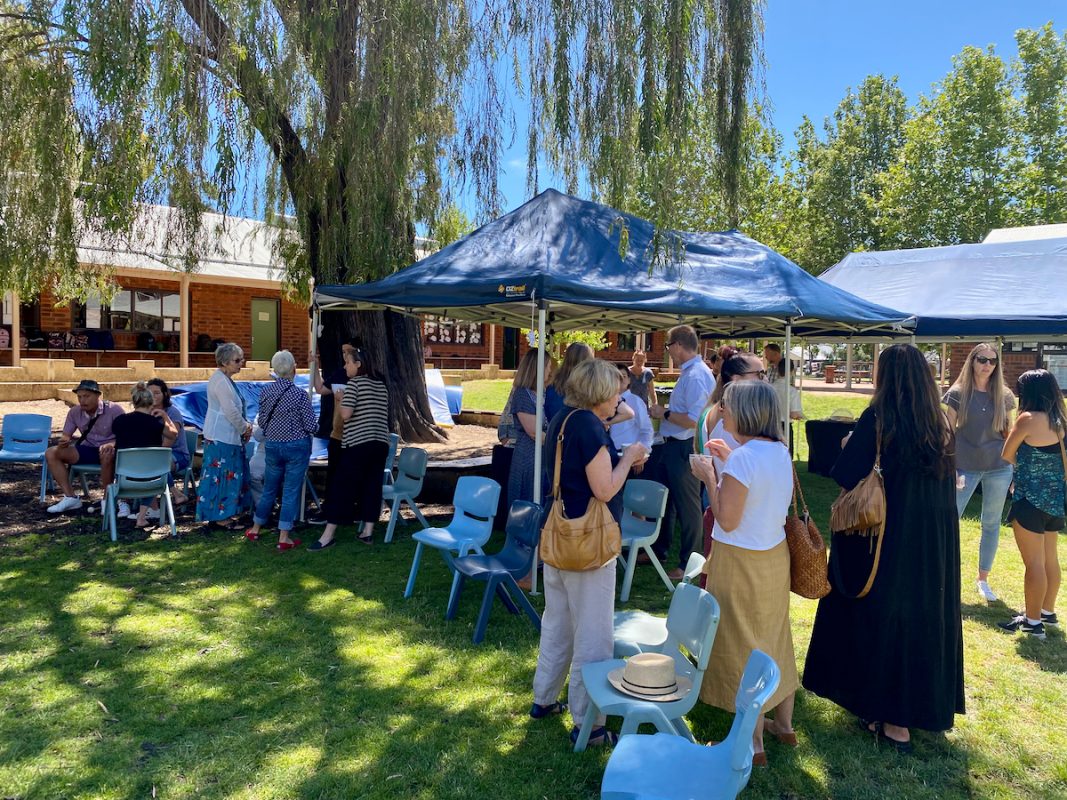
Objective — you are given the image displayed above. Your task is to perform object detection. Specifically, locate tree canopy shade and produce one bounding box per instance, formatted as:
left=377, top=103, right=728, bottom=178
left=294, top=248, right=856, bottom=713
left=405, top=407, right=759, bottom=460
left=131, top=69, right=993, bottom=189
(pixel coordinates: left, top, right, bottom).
left=0, top=0, right=765, bottom=440
left=820, top=237, right=1067, bottom=339
left=315, top=189, right=913, bottom=339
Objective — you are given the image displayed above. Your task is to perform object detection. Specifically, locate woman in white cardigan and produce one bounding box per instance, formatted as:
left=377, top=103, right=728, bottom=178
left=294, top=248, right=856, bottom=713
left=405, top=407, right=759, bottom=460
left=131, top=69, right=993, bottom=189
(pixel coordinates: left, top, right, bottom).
left=196, top=342, right=253, bottom=529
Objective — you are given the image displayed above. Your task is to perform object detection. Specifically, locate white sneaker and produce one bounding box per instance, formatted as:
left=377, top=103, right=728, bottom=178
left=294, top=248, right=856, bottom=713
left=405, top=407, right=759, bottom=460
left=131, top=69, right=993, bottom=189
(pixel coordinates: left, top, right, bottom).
left=977, top=580, right=998, bottom=602
left=118, top=501, right=132, bottom=519
left=145, top=507, right=160, bottom=521
left=48, top=495, right=82, bottom=514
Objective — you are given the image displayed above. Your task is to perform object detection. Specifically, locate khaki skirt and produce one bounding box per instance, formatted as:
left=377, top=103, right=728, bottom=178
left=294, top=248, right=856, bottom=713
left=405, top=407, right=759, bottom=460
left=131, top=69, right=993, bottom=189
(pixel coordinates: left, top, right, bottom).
left=699, top=538, right=799, bottom=711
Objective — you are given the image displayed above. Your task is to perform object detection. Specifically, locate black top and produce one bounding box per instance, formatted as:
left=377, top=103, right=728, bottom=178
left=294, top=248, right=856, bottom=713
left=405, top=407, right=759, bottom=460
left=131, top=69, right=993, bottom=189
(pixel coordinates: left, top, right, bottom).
left=544, top=406, right=623, bottom=522
left=113, top=411, right=165, bottom=450
left=316, top=367, right=348, bottom=439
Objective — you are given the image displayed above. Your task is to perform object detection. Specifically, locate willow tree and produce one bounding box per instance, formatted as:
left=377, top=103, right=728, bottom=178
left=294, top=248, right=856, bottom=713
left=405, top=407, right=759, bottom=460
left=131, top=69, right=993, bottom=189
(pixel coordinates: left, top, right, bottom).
left=0, top=0, right=762, bottom=440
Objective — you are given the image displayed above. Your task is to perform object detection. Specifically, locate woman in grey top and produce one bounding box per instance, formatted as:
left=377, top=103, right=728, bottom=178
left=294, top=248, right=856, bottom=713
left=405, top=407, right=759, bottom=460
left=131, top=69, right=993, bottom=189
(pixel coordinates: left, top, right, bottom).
left=943, top=343, right=1015, bottom=602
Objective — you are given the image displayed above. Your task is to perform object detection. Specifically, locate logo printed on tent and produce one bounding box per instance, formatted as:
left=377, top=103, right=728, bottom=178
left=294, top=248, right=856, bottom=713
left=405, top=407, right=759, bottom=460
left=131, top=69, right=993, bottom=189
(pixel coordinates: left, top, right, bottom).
left=498, top=283, right=528, bottom=298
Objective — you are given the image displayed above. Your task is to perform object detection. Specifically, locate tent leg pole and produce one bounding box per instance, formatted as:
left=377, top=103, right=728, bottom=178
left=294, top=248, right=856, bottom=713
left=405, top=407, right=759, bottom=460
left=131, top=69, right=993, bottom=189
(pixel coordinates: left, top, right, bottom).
left=783, top=324, right=792, bottom=446
left=846, top=344, right=853, bottom=390
left=530, top=302, right=547, bottom=596
left=300, top=297, right=319, bottom=524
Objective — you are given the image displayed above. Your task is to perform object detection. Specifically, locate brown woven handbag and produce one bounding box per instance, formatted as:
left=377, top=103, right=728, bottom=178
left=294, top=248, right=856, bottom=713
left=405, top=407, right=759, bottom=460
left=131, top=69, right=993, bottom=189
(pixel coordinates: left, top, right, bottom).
left=828, top=419, right=886, bottom=599
left=784, top=462, right=830, bottom=599
left=540, top=411, right=622, bottom=571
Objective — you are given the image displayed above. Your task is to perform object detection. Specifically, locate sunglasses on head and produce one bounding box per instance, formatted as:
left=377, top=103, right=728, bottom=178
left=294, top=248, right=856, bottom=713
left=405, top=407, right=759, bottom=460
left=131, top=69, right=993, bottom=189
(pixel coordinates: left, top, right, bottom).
left=974, top=355, right=998, bottom=365
left=740, top=368, right=767, bottom=379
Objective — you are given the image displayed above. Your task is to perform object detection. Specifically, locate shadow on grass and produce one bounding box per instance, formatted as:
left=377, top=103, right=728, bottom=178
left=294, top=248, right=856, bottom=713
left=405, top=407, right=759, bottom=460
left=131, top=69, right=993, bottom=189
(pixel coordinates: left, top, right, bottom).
left=961, top=598, right=1067, bottom=673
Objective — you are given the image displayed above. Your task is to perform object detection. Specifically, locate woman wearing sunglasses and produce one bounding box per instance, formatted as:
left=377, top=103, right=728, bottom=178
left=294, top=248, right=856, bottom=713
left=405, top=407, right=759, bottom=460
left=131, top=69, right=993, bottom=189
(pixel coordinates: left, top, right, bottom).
left=943, top=343, right=1015, bottom=602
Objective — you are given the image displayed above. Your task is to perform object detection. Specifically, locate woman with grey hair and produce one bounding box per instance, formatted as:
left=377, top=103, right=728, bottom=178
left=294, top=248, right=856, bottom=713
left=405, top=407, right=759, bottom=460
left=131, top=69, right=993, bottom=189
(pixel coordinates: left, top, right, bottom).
left=244, top=350, right=318, bottom=550
left=196, top=342, right=253, bottom=530
left=530, top=359, right=648, bottom=747
left=689, top=380, right=799, bottom=765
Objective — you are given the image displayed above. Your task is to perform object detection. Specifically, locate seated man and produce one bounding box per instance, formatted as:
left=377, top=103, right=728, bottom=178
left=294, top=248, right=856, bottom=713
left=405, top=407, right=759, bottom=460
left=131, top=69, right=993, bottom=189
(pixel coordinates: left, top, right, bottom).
left=46, top=379, right=125, bottom=513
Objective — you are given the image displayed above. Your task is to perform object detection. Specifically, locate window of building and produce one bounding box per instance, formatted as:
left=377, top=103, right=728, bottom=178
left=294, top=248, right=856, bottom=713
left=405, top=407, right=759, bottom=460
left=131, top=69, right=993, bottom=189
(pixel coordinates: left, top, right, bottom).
left=75, top=290, right=181, bottom=332
left=2, top=294, right=39, bottom=328
left=424, top=315, right=483, bottom=345
left=617, top=332, right=636, bottom=351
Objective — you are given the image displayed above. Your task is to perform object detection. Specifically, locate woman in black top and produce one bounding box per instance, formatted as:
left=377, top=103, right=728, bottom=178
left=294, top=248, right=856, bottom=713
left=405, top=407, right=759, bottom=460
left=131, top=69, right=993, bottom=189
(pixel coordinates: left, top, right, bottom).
left=803, top=345, right=964, bottom=754
left=112, top=381, right=178, bottom=526
left=530, top=359, right=647, bottom=748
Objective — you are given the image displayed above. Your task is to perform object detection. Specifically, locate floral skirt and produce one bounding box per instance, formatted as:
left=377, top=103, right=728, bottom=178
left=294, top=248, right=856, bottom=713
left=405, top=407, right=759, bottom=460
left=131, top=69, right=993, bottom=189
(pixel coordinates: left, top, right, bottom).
left=196, top=440, right=251, bottom=522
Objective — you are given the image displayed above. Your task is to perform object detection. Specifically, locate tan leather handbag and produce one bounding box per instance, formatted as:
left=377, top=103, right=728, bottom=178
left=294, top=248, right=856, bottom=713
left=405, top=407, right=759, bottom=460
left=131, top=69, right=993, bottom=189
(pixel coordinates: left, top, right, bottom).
left=829, top=419, right=886, bottom=599
left=540, top=411, right=622, bottom=571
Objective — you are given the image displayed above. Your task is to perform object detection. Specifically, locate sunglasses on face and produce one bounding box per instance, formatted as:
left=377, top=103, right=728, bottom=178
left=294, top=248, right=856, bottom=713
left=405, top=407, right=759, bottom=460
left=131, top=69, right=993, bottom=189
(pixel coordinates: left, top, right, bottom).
left=740, top=369, right=767, bottom=379
left=974, top=355, right=998, bottom=365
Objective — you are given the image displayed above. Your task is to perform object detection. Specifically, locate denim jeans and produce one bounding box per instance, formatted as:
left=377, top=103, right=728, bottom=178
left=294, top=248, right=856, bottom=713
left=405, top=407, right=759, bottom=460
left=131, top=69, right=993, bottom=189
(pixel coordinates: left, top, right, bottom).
left=254, top=438, right=312, bottom=531
left=956, top=464, right=1014, bottom=573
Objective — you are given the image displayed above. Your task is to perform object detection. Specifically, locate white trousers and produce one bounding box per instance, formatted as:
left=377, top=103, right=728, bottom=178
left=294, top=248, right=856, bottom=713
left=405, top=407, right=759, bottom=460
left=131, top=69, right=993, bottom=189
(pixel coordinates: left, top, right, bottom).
left=532, top=561, right=616, bottom=727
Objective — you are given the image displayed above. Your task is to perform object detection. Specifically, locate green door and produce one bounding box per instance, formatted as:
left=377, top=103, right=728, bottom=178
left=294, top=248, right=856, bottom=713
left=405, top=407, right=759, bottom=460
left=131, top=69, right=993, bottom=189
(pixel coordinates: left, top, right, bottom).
left=250, top=298, right=279, bottom=361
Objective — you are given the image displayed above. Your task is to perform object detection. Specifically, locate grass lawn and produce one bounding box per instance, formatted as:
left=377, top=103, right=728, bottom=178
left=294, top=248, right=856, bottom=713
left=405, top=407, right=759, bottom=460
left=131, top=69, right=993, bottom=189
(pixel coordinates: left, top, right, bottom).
left=2, top=391, right=1066, bottom=799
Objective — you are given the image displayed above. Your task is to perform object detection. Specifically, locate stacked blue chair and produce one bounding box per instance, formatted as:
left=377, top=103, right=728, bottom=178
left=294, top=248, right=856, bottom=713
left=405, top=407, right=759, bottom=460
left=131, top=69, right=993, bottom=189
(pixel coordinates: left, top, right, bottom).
left=0, top=413, right=52, bottom=502
left=574, top=582, right=720, bottom=751
left=600, top=650, right=781, bottom=800
left=613, top=551, right=706, bottom=658
left=382, top=447, right=430, bottom=543
left=446, top=500, right=543, bottom=643
left=382, top=433, right=400, bottom=487
left=101, top=448, right=178, bottom=541
left=617, top=479, right=674, bottom=601
left=403, top=476, right=500, bottom=608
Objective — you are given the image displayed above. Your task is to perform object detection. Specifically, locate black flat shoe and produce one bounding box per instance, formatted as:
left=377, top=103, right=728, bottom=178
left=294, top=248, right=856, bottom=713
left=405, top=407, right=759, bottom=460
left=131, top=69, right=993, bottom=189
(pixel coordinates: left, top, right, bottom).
left=308, top=539, right=335, bottom=551
left=530, top=701, right=567, bottom=719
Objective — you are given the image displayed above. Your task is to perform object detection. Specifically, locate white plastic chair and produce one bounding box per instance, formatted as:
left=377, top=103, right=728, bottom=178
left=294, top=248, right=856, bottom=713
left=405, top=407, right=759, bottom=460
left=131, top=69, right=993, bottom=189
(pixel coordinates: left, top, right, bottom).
left=617, top=479, right=674, bottom=601
left=382, top=447, right=430, bottom=543
left=600, top=650, right=781, bottom=800
left=101, top=448, right=177, bottom=541
left=613, top=552, right=706, bottom=658
left=574, top=582, right=720, bottom=752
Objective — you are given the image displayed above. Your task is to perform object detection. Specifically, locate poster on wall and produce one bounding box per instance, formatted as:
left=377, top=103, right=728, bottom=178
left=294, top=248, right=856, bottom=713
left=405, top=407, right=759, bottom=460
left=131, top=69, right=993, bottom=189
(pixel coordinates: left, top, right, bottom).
left=424, top=315, right=482, bottom=346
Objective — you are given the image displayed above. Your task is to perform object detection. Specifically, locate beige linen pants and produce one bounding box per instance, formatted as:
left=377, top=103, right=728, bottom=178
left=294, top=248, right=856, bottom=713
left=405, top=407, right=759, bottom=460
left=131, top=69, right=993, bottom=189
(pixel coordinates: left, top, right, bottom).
left=532, top=561, right=616, bottom=727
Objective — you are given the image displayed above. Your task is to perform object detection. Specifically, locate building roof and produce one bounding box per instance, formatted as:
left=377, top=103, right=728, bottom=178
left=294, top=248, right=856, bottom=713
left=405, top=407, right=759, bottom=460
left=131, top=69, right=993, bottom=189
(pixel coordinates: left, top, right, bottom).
left=984, top=223, right=1067, bottom=243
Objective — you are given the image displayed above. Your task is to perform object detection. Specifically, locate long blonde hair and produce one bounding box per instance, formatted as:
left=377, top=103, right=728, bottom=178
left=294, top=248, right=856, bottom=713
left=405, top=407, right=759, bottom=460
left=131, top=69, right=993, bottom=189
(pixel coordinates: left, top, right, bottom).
left=950, top=342, right=1012, bottom=433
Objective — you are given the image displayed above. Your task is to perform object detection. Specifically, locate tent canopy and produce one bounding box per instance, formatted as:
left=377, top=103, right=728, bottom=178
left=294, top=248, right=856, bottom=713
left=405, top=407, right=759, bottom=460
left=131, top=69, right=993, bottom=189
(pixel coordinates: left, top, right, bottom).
left=315, top=189, right=911, bottom=338
left=820, top=237, right=1067, bottom=338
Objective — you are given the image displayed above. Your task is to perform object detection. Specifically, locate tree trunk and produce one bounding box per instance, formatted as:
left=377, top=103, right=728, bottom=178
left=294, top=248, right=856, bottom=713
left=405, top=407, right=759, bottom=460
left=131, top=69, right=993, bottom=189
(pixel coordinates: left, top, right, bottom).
left=317, top=309, right=447, bottom=444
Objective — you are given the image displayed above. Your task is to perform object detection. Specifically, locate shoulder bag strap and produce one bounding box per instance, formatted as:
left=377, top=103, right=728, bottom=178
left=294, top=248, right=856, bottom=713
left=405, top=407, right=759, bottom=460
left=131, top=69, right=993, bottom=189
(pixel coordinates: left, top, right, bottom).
left=552, top=410, right=580, bottom=502
left=790, top=460, right=810, bottom=520
left=831, top=415, right=886, bottom=600
left=262, top=383, right=296, bottom=436
left=78, top=403, right=105, bottom=441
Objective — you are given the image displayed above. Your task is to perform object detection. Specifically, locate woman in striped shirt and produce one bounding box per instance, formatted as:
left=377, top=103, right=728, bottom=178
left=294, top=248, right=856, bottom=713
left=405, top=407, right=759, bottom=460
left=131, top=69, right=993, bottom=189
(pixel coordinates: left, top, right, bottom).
left=310, top=348, right=393, bottom=550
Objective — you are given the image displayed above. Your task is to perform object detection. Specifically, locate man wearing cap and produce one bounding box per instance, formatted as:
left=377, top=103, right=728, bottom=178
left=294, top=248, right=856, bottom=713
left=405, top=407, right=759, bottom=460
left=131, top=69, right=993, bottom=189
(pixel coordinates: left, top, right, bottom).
left=45, top=379, right=125, bottom=513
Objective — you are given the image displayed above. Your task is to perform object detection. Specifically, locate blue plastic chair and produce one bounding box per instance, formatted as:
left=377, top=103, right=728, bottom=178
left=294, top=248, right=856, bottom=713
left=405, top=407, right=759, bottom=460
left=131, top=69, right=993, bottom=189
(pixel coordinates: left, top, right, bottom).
left=382, top=433, right=400, bottom=487
left=600, top=650, right=782, bottom=800
left=70, top=462, right=103, bottom=498
left=617, top=479, right=674, bottom=601
left=180, top=428, right=200, bottom=497
left=574, top=582, right=720, bottom=752
left=0, top=413, right=52, bottom=502
left=101, top=448, right=177, bottom=541
left=403, top=476, right=500, bottom=608
left=446, top=500, right=543, bottom=642
left=382, top=447, right=430, bottom=543
left=613, top=552, right=706, bottom=658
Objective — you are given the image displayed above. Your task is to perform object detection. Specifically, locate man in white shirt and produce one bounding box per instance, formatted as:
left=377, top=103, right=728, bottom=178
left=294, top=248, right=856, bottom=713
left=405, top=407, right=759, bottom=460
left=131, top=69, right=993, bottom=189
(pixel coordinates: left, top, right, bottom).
left=610, top=366, right=654, bottom=467
left=650, top=325, right=716, bottom=579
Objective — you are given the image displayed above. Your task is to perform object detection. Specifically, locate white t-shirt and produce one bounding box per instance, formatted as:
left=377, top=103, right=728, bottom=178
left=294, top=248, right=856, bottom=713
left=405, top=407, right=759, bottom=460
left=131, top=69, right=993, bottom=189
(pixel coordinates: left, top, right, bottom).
left=711, top=438, right=792, bottom=551
left=708, top=418, right=741, bottom=474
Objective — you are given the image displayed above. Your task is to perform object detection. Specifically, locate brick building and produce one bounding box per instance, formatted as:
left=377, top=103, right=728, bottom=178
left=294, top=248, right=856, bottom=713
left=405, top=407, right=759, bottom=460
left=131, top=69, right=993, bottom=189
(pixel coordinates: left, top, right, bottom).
left=0, top=207, right=310, bottom=369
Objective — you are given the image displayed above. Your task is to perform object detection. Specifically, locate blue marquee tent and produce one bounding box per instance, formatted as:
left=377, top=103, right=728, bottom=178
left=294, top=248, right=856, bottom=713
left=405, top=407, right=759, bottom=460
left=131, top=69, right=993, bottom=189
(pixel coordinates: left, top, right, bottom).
left=314, top=189, right=911, bottom=339
left=820, top=237, right=1067, bottom=339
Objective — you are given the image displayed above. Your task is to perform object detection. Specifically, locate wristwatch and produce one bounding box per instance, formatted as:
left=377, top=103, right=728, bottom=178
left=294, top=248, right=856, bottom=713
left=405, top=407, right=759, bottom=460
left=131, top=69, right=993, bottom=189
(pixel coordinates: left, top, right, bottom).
left=664, top=410, right=672, bottom=421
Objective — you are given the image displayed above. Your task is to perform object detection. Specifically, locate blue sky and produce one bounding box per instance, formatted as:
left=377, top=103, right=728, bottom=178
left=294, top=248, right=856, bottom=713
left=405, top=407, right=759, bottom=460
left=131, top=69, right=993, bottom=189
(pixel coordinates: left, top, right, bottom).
left=493, top=1, right=1062, bottom=215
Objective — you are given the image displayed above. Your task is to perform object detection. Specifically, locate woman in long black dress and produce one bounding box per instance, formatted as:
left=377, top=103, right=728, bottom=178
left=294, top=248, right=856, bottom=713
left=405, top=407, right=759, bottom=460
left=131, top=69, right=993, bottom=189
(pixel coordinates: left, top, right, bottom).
left=803, top=344, right=964, bottom=754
